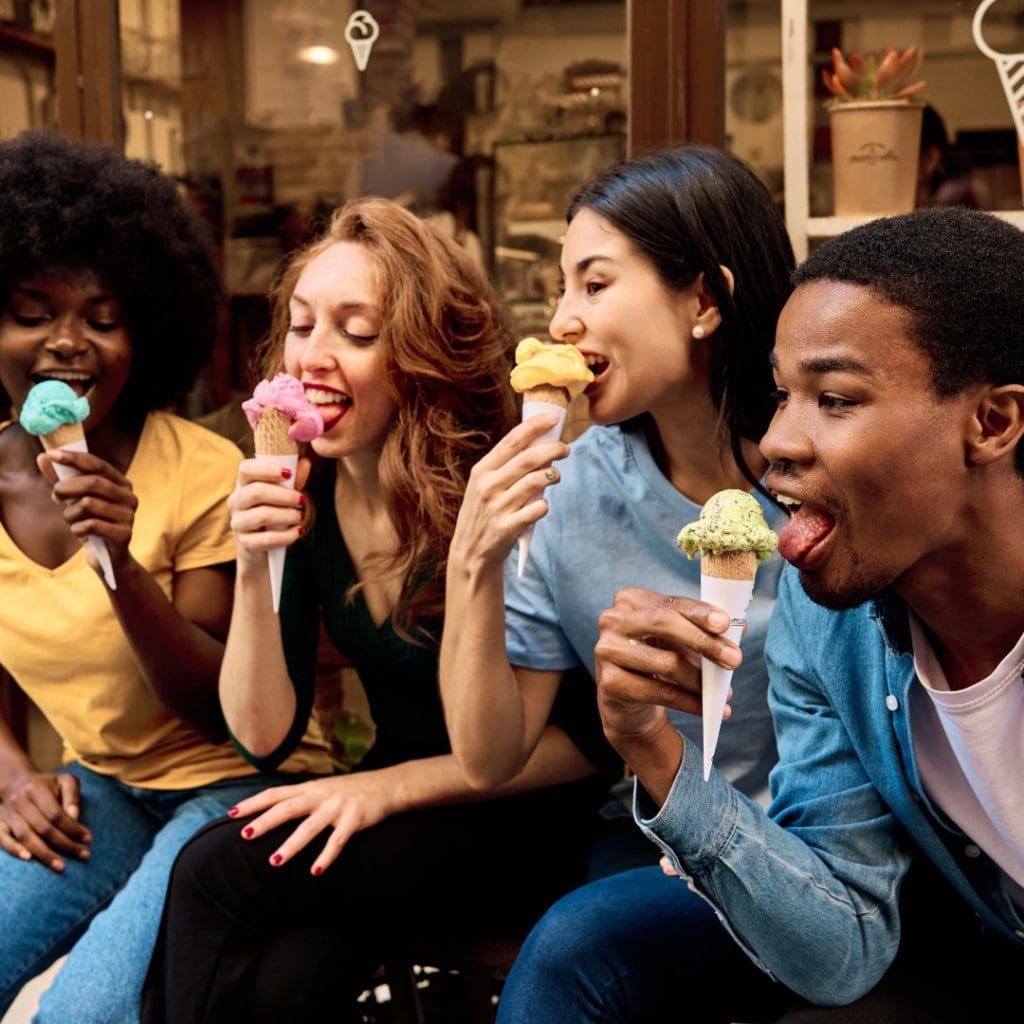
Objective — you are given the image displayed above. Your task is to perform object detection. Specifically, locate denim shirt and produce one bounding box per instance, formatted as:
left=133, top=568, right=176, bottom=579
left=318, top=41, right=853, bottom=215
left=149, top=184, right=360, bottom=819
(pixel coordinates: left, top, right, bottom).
left=635, top=565, right=1024, bottom=1006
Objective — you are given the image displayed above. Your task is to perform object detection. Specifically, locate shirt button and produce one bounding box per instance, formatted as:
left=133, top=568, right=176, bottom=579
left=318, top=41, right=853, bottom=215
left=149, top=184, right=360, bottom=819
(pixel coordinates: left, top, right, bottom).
left=885, top=695, right=899, bottom=711
left=965, top=844, right=981, bottom=858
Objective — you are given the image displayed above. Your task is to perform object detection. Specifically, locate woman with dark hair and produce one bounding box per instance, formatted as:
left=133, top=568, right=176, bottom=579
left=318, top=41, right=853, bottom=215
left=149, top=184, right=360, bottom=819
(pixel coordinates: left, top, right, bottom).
left=141, top=197, right=613, bottom=1022
left=0, top=132, right=326, bottom=1024
left=439, top=145, right=797, bottom=1021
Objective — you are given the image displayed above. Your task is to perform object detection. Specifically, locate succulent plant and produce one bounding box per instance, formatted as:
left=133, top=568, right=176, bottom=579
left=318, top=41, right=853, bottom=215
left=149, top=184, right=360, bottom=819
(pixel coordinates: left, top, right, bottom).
left=821, top=46, right=926, bottom=102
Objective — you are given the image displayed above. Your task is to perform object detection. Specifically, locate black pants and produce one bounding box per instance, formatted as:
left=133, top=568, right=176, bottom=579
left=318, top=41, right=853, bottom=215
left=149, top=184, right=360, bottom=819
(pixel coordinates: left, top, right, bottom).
left=141, top=776, right=607, bottom=1023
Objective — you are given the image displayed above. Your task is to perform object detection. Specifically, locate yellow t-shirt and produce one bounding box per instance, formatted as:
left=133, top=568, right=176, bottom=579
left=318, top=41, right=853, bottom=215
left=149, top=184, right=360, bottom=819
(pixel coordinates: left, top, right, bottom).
left=0, top=411, right=329, bottom=788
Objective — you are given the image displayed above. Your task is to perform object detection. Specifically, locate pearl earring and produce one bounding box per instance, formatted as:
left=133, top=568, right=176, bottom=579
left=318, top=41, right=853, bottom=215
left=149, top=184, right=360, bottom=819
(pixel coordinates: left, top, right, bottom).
left=692, top=325, right=706, bottom=339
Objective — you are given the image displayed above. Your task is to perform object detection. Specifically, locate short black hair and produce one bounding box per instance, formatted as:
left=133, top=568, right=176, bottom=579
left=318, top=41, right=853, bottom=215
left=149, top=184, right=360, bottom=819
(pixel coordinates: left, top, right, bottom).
left=0, top=131, right=222, bottom=416
left=795, top=208, right=1024, bottom=474
left=568, top=145, right=795, bottom=488
left=794, top=208, right=1024, bottom=397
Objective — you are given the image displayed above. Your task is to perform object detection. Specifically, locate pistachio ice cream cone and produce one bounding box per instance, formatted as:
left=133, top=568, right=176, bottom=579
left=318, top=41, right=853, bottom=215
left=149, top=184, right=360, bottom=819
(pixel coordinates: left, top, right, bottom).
left=677, top=489, right=777, bottom=779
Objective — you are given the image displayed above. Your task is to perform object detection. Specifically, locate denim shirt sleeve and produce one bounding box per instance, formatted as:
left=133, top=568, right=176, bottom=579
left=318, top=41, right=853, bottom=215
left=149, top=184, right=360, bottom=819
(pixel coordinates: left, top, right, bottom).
left=635, top=570, right=914, bottom=1006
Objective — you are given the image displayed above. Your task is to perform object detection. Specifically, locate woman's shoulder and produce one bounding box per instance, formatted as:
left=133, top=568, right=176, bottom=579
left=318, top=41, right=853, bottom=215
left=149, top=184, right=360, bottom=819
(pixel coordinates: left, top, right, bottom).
left=147, top=410, right=244, bottom=460
left=553, top=423, right=648, bottom=506
left=563, top=423, right=628, bottom=475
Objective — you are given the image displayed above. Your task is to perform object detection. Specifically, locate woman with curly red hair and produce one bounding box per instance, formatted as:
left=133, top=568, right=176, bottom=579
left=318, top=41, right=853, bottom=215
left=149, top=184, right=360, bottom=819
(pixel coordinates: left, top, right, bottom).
left=141, top=198, right=615, bottom=1022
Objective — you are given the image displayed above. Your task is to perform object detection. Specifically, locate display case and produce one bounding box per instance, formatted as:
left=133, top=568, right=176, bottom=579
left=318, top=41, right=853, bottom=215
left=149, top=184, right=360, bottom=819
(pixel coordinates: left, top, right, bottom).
left=493, top=132, right=626, bottom=334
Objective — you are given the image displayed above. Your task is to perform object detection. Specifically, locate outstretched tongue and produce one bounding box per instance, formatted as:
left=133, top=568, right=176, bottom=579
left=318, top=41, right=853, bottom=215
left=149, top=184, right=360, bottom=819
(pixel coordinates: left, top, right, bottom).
left=778, top=506, right=836, bottom=565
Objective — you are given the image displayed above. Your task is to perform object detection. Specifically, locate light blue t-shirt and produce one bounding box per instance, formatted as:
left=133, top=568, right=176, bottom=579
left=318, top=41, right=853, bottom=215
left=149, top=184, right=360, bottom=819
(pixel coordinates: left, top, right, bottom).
left=505, top=420, right=785, bottom=808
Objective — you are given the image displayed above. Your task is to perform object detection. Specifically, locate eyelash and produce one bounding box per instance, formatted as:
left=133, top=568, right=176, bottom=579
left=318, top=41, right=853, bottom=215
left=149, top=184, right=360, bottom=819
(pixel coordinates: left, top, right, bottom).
left=287, top=325, right=378, bottom=345
left=819, top=394, right=856, bottom=410
left=585, top=280, right=605, bottom=297
left=12, top=313, right=119, bottom=331
left=769, top=388, right=856, bottom=411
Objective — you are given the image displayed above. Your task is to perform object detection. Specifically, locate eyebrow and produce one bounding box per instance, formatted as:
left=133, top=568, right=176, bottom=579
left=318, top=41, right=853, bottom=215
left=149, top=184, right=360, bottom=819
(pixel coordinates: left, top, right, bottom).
left=769, top=353, right=875, bottom=377
left=290, top=295, right=378, bottom=316
left=13, top=286, right=119, bottom=304
left=572, top=255, right=614, bottom=275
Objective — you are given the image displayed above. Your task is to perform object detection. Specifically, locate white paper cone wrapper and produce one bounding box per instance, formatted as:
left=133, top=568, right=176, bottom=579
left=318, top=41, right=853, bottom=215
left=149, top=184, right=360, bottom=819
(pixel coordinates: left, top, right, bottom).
left=516, top=401, right=568, bottom=576
left=51, top=437, right=117, bottom=590
left=699, top=573, right=755, bottom=780
left=256, top=452, right=299, bottom=613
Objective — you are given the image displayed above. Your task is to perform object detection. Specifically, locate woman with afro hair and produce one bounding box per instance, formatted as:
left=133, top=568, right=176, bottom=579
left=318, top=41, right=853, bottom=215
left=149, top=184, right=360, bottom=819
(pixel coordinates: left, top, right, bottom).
left=0, top=132, right=327, bottom=1022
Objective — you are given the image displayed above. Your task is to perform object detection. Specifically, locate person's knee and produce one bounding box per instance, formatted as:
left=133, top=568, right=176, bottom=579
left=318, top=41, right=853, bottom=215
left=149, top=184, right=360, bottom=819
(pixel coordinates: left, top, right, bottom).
left=517, top=885, right=610, bottom=977
left=169, top=816, right=247, bottom=896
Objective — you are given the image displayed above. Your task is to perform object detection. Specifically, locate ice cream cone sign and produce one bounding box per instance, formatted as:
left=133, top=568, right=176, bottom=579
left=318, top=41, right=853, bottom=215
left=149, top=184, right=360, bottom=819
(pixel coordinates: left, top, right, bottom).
left=677, top=490, right=778, bottom=780
left=973, top=1, right=1024, bottom=146
left=345, top=10, right=379, bottom=72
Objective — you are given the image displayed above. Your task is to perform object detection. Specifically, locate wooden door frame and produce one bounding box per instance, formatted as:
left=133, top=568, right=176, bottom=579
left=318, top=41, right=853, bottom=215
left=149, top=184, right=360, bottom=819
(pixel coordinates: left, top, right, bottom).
left=55, top=0, right=123, bottom=145
left=628, top=0, right=724, bottom=154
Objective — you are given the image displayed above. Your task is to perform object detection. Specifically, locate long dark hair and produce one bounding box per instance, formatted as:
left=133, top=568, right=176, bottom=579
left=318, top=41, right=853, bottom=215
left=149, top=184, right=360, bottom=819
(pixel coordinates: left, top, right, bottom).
left=567, top=145, right=795, bottom=486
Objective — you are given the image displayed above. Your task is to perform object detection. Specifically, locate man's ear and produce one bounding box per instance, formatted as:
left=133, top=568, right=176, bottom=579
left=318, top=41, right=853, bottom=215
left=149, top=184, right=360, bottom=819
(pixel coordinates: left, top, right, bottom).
left=692, top=266, right=736, bottom=339
left=966, top=384, right=1024, bottom=466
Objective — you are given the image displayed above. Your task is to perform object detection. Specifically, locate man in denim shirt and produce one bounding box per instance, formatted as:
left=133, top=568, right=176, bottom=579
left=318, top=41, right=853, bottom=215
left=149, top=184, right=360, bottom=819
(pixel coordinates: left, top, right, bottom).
left=505, top=209, right=1024, bottom=1021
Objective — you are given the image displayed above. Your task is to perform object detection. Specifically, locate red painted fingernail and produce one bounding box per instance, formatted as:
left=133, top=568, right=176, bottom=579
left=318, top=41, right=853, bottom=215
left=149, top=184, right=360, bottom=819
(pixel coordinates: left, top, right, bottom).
left=298, top=493, right=307, bottom=506
left=281, top=467, right=292, bottom=479
left=242, top=826, right=254, bottom=838
left=297, top=525, right=304, bottom=536
left=227, top=806, right=239, bottom=817
left=312, top=865, right=323, bottom=876
left=271, top=853, right=283, bottom=866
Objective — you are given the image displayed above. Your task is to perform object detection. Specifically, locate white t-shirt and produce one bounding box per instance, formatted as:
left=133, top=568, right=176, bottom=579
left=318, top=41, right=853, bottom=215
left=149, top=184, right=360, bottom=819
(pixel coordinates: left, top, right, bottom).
left=909, top=614, right=1024, bottom=908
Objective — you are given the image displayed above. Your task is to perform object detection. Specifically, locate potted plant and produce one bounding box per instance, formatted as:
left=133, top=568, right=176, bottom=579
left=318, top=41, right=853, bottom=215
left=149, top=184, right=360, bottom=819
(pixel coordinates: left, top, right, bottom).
left=822, top=46, right=927, bottom=216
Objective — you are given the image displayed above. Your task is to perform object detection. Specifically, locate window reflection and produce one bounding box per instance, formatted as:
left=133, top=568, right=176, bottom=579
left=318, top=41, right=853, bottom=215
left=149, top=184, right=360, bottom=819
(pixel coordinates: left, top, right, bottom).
left=135, top=0, right=629, bottom=408
left=0, top=0, right=57, bottom=139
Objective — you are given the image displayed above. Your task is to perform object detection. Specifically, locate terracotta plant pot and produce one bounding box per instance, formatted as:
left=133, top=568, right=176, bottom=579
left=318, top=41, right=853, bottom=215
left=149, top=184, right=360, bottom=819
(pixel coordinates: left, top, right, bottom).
left=828, top=99, right=925, bottom=216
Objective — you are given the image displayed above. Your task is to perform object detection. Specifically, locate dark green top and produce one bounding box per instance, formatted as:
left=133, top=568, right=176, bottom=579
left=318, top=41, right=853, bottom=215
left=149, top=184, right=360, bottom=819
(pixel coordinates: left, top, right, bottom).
left=237, top=474, right=618, bottom=778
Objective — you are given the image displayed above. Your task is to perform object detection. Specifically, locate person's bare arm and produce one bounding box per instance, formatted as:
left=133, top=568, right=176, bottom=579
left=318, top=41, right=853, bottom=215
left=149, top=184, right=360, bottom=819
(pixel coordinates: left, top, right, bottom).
left=45, top=447, right=234, bottom=739
left=440, top=417, right=569, bottom=786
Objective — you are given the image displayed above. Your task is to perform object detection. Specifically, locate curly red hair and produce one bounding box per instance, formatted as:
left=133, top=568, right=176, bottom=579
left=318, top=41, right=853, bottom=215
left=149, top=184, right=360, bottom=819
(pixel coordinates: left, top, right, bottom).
left=258, top=198, right=517, bottom=641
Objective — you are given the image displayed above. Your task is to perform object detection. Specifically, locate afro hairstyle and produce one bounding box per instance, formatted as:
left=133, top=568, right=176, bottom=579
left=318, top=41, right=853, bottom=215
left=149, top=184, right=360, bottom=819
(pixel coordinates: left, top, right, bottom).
left=0, top=131, right=222, bottom=416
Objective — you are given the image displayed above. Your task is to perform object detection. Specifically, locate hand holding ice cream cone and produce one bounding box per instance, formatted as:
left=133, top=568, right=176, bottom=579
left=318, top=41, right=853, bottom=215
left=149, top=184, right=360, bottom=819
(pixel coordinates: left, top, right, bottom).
left=677, top=489, right=777, bottom=779
left=509, top=337, right=593, bottom=575
left=242, top=373, right=324, bottom=612
left=20, top=381, right=118, bottom=589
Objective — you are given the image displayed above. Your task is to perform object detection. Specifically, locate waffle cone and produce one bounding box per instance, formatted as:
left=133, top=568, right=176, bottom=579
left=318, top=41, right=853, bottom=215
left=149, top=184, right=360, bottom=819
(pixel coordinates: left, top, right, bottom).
left=40, top=422, right=86, bottom=450
left=523, top=384, right=570, bottom=409
left=702, top=550, right=758, bottom=581
left=254, top=408, right=298, bottom=455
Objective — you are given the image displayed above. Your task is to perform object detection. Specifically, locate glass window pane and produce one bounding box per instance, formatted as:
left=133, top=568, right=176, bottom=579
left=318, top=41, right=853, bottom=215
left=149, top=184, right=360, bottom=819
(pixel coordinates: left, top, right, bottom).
left=121, top=0, right=185, bottom=174
left=171, top=0, right=627, bottom=411
left=0, top=0, right=57, bottom=140
left=725, top=0, right=784, bottom=205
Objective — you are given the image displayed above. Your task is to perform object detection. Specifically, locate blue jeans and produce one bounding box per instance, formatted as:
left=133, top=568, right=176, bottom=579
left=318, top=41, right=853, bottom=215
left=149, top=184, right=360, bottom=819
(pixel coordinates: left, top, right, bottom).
left=0, top=762, right=272, bottom=1024
left=495, top=866, right=791, bottom=1024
